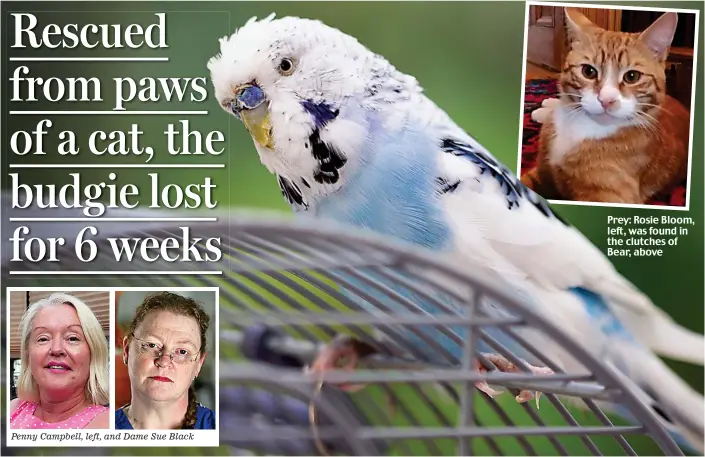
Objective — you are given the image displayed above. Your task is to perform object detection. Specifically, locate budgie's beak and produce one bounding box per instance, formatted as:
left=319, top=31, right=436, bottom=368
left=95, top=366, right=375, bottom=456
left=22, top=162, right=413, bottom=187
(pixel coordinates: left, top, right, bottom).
left=233, top=84, right=274, bottom=149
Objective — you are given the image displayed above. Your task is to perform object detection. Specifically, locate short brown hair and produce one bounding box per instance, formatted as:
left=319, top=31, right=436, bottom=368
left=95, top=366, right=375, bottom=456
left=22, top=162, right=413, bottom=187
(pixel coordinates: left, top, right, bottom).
left=126, top=291, right=210, bottom=353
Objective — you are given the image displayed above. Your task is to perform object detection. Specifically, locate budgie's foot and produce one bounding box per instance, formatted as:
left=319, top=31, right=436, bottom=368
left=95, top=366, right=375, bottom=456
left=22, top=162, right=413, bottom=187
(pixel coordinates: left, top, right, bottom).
left=305, top=334, right=378, bottom=393
left=474, top=354, right=554, bottom=408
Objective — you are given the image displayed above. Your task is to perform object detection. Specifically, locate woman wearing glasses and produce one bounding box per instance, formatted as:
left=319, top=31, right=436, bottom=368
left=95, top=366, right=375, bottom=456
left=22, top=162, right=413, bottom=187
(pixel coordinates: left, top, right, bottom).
left=116, top=292, right=215, bottom=429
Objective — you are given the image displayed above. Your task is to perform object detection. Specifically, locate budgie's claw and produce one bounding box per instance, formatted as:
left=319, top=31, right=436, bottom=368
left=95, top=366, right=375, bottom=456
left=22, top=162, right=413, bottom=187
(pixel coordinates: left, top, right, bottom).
left=474, top=354, right=554, bottom=408
left=305, top=334, right=378, bottom=393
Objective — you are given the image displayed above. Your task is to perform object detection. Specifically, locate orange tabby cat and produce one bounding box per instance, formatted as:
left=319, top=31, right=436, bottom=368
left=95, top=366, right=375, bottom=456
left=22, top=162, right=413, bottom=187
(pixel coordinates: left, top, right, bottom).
left=521, top=8, right=691, bottom=204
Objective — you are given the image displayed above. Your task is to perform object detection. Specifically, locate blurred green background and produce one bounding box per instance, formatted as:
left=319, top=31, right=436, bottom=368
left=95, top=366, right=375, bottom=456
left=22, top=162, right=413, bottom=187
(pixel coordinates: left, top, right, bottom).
left=1, top=1, right=702, bottom=456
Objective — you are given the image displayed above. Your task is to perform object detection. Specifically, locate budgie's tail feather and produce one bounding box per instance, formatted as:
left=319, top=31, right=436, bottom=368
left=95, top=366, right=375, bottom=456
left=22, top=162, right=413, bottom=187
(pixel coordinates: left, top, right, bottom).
left=617, top=344, right=705, bottom=454
left=598, top=277, right=705, bottom=366
left=618, top=304, right=705, bottom=366
left=644, top=317, right=705, bottom=366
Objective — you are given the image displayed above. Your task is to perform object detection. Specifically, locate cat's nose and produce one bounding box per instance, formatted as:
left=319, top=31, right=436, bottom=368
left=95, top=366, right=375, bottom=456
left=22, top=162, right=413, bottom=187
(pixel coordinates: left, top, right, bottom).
left=598, top=94, right=619, bottom=110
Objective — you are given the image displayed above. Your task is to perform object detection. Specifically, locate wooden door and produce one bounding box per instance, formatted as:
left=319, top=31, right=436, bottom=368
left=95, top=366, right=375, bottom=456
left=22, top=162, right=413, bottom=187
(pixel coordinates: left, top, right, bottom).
left=526, top=5, right=565, bottom=72
left=573, top=8, right=622, bottom=32
left=527, top=6, right=622, bottom=72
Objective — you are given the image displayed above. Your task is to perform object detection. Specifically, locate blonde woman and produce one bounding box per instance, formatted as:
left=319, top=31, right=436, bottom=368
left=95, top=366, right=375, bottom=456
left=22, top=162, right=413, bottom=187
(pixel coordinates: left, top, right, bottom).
left=10, top=293, right=110, bottom=429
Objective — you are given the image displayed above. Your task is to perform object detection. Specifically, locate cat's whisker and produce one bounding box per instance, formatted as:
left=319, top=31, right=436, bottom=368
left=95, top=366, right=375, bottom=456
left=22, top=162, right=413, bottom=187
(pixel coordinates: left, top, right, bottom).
left=632, top=111, right=654, bottom=126
left=566, top=106, right=581, bottom=119
left=636, top=110, right=661, bottom=126
left=627, top=108, right=662, bottom=138
left=632, top=121, right=652, bottom=138
left=636, top=103, right=674, bottom=117
left=564, top=105, right=584, bottom=121
left=556, top=92, right=584, bottom=99
left=635, top=120, right=657, bottom=136
left=633, top=112, right=663, bottom=140
left=558, top=101, right=583, bottom=112
left=636, top=102, right=661, bottom=108
left=533, top=99, right=583, bottom=121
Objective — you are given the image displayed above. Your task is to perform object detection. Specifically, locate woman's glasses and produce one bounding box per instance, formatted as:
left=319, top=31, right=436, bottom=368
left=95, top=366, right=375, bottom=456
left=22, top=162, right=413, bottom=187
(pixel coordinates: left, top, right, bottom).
left=132, top=336, right=199, bottom=364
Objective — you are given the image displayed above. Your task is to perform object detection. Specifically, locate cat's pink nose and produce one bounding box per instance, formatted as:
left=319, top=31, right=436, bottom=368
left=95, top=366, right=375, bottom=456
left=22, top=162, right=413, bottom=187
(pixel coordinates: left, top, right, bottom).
left=598, top=95, right=619, bottom=110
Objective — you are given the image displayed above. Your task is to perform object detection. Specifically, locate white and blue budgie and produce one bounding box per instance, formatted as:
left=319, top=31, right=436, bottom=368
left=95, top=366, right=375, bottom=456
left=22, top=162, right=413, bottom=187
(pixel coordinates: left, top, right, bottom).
left=207, top=14, right=704, bottom=452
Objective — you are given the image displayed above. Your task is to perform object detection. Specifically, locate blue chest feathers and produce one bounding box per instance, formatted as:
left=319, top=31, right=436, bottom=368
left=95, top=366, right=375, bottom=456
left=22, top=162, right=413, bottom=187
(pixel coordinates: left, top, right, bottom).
left=312, top=123, right=452, bottom=252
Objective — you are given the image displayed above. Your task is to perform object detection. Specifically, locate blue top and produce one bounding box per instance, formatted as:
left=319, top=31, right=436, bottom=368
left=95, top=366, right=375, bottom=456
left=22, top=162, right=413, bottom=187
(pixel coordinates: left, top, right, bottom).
left=115, top=404, right=216, bottom=429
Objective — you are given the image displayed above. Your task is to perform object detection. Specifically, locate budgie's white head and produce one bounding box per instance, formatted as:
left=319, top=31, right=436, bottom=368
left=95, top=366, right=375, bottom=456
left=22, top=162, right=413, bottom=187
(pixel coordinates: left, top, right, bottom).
left=207, top=14, right=422, bottom=205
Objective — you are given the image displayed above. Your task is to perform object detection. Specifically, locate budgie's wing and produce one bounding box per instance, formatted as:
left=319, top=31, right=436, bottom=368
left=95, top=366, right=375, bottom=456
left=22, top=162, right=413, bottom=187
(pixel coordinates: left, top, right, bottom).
left=433, top=137, right=704, bottom=452
left=434, top=138, right=703, bottom=366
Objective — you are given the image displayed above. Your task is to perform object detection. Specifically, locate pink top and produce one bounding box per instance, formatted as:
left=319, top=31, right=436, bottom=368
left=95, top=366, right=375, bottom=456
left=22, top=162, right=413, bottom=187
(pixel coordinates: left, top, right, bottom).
left=10, top=400, right=108, bottom=429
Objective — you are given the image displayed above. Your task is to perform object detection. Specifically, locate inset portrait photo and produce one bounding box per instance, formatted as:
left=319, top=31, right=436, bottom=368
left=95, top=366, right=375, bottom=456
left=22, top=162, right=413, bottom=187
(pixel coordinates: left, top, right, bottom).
left=114, top=288, right=219, bottom=445
left=7, top=289, right=111, bottom=431
left=518, top=1, right=698, bottom=210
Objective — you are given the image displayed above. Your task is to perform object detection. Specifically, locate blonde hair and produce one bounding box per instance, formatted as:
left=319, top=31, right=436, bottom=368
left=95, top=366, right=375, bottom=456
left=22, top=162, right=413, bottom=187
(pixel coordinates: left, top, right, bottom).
left=16, top=292, right=109, bottom=405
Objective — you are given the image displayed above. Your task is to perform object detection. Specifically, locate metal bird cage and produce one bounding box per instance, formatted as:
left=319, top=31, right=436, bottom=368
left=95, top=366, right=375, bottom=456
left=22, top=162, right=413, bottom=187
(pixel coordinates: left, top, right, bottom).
left=2, top=213, right=687, bottom=456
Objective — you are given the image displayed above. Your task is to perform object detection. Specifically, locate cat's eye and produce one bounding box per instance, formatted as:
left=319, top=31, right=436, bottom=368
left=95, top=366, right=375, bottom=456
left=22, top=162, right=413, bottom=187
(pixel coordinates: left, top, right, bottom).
left=581, top=64, right=598, bottom=80
left=277, top=58, right=296, bottom=76
left=623, top=70, right=642, bottom=84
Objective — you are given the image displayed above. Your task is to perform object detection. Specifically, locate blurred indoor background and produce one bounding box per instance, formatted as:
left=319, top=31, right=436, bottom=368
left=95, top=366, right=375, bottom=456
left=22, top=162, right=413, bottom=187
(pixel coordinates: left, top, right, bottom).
left=115, top=290, right=217, bottom=411
left=8, top=290, right=111, bottom=401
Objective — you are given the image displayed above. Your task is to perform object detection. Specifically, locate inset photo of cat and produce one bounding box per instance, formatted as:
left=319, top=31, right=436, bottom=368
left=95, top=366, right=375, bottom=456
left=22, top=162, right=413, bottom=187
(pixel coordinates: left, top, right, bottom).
left=518, top=2, right=699, bottom=209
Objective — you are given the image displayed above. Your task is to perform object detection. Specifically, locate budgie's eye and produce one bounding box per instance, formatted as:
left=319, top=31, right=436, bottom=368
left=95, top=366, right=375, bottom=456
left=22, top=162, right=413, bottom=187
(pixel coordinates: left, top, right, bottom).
left=277, top=58, right=295, bottom=76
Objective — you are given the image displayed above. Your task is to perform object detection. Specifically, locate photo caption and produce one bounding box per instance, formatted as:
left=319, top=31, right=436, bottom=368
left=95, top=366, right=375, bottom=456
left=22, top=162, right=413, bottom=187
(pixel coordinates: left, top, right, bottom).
left=606, top=215, right=695, bottom=258
left=8, top=430, right=214, bottom=447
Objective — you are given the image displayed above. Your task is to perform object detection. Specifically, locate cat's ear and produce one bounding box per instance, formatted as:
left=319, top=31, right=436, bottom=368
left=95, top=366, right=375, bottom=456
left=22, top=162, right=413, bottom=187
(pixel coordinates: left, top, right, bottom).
left=638, top=12, right=678, bottom=60
left=564, top=8, right=598, bottom=42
